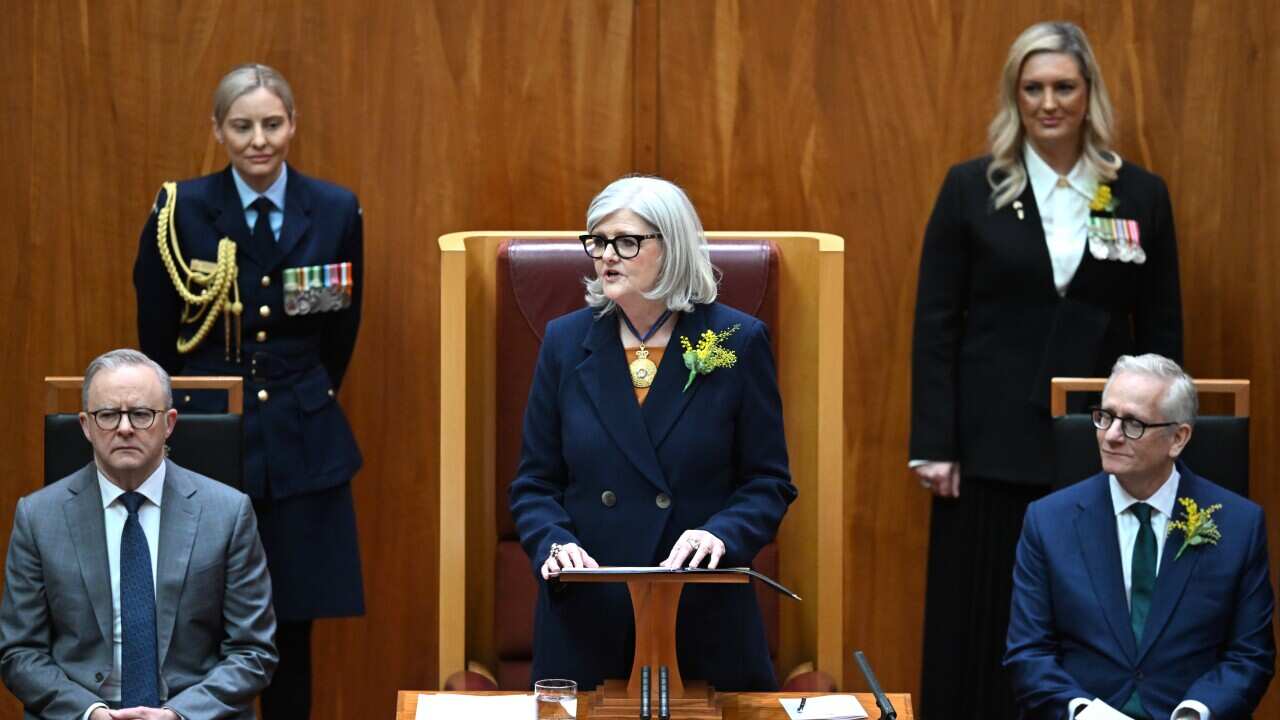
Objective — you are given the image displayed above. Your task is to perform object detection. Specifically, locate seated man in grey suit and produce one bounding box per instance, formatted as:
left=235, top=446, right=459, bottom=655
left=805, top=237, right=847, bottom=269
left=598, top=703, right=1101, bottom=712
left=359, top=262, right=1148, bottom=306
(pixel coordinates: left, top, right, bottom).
left=0, top=349, right=277, bottom=719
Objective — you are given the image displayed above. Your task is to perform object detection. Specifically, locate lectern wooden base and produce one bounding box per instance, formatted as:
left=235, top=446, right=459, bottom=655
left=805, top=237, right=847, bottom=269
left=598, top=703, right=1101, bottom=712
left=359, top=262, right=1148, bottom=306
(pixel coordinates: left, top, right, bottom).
left=560, top=568, right=783, bottom=720
left=591, top=679, right=721, bottom=719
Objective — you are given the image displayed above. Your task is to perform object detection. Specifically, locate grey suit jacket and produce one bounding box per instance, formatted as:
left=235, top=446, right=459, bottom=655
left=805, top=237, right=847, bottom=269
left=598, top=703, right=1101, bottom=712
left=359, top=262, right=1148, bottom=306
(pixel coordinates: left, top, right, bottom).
left=0, top=460, right=278, bottom=719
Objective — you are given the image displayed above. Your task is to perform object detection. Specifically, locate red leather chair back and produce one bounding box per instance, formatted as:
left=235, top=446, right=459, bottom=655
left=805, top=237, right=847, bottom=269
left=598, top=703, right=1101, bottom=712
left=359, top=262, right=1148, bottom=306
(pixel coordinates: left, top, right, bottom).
left=493, top=238, right=780, bottom=689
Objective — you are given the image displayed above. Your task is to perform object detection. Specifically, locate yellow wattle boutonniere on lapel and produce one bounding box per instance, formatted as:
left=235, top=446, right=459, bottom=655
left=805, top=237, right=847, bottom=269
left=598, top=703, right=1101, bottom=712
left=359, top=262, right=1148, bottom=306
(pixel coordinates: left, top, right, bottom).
left=679, top=324, right=741, bottom=392
left=1089, top=183, right=1116, bottom=213
left=1166, top=497, right=1223, bottom=560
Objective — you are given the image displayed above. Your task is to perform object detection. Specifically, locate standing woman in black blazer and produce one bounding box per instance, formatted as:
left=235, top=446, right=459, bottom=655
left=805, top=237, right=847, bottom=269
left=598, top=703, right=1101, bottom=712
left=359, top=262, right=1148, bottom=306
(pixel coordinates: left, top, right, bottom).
left=910, top=22, right=1182, bottom=719
left=134, top=63, right=364, bottom=719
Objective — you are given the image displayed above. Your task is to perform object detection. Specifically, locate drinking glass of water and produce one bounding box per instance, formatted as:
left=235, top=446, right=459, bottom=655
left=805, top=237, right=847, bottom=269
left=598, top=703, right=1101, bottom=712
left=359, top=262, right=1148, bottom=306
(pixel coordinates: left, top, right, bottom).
left=534, top=678, right=577, bottom=719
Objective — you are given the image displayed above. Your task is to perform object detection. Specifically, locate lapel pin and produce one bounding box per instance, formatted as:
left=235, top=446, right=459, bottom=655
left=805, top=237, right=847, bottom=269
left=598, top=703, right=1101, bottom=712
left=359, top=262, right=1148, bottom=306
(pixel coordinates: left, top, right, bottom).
left=1012, top=200, right=1025, bottom=221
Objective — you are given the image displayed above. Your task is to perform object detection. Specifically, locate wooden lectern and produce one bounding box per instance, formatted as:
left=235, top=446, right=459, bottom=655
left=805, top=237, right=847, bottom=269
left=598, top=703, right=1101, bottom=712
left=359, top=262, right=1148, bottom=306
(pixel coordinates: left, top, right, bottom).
left=560, top=567, right=799, bottom=720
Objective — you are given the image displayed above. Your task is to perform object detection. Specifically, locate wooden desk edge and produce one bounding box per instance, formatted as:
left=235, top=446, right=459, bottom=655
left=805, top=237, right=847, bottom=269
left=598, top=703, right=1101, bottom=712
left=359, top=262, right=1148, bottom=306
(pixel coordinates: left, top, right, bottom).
left=397, top=690, right=913, bottom=719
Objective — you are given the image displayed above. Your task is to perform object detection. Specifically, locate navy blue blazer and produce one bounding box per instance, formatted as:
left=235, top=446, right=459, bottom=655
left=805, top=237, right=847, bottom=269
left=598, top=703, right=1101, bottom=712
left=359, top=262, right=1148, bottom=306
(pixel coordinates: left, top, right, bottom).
left=1005, top=465, right=1275, bottom=719
left=911, top=157, right=1183, bottom=484
left=133, top=165, right=364, bottom=619
left=509, top=302, right=797, bottom=691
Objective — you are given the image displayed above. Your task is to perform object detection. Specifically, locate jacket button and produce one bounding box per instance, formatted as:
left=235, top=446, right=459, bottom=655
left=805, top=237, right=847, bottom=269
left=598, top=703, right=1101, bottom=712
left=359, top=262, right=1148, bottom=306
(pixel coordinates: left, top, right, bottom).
left=94, top=671, right=104, bottom=682
left=257, top=389, right=269, bottom=402
left=1136, top=670, right=1144, bottom=680
left=256, top=330, right=268, bottom=342
left=259, top=305, right=271, bottom=318
left=261, top=274, right=271, bottom=288
left=601, top=490, right=617, bottom=507
left=655, top=493, right=671, bottom=509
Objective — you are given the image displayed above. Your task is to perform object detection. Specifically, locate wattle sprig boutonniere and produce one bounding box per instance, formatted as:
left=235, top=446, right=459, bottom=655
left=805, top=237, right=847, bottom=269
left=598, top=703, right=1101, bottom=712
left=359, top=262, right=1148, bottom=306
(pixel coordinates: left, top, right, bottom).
left=679, top=324, right=741, bottom=392
left=1166, top=497, right=1223, bottom=560
left=1089, top=183, right=1117, bottom=213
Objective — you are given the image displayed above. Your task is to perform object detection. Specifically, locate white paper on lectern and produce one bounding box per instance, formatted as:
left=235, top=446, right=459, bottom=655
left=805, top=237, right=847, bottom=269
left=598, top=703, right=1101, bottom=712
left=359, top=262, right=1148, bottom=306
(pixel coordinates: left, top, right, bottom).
left=778, top=694, right=868, bottom=720
left=414, top=693, right=540, bottom=720
left=1077, top=698, right=1135, bottom=719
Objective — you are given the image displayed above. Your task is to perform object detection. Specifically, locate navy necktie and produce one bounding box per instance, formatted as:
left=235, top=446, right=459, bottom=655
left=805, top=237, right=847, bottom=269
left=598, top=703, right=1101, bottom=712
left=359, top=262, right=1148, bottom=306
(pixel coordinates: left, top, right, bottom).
left=119, top=491, right=160, bottom=708
left=251, top=196, right=278, bottom=260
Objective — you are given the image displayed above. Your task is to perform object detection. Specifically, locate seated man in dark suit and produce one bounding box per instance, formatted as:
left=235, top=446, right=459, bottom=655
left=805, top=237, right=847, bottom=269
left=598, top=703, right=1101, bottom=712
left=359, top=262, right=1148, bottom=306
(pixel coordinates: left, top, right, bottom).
left=1005, top=354, right=1274, bottom=719
left=0, top=349, right=277, bottom=719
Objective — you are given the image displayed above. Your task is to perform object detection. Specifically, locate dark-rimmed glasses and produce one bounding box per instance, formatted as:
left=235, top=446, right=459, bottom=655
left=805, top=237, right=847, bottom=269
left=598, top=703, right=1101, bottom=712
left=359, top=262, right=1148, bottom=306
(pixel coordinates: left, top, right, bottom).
left=579, top=233, right=662, bottom=259
left=1090, top=407, right=1178, bottom=440
left=87, top=408, right=164, bottom=431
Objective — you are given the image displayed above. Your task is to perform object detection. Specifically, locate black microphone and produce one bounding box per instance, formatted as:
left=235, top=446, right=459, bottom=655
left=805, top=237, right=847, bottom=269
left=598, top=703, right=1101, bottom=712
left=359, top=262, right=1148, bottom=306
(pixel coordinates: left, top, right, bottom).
left=853, top=650, right=897, bottom=720
left=640, top=665, right=651, bottom=720
left=658, top=665, right=670, bottom=720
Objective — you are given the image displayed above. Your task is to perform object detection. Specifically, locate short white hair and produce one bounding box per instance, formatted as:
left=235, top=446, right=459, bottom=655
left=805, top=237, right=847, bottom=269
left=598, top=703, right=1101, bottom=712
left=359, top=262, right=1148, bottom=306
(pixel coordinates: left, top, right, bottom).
left=583, top=176, right=718, bottom=313
left=1103, top=353, right=1198, bottom=426
left=82, top=349, right=173, bottom=410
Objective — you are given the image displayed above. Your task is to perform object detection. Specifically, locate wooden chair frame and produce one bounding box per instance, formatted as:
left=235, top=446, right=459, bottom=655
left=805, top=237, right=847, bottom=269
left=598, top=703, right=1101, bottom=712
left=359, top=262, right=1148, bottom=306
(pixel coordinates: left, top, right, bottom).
left=437, top=231, right=846, bottom=689
left=1050, top=377, right=1250, bottom=418
left=45, top=376, right=245, bottom=415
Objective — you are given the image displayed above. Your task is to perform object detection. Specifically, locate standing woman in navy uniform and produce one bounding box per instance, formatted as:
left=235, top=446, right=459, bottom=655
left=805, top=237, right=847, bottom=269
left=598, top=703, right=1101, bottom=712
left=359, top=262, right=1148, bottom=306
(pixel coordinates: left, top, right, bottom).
left=909, top=23, right=1182, bottom=719
left=509, top=176, right=797, bottom=691
left=133, top=63, right=364, bottom=719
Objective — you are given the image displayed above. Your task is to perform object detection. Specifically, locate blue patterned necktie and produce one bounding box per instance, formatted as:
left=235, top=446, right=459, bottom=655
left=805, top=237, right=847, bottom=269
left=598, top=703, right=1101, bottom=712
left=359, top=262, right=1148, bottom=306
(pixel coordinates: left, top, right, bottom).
left=1120, top=502, right=1156, bottom=719
left=119, top=491, right=160, bottom=708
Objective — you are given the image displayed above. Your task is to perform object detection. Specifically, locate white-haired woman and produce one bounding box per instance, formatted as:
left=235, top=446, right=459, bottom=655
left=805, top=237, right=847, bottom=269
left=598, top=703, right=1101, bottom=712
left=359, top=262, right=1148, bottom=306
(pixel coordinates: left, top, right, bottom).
left=133, top=63, right=364, bottom=719
left=910, top=22, right=1183, bottom=719
left=509, top=176, right=797, bottom=691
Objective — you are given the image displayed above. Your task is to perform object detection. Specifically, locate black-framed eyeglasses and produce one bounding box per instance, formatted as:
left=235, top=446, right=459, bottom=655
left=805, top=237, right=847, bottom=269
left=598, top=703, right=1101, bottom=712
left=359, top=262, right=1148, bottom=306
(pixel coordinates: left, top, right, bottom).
left=1090, top=407, right=1178, bottom=440
left=87, top=407, right=164, bottom=431
left=579, top=233, right=662, bottom=260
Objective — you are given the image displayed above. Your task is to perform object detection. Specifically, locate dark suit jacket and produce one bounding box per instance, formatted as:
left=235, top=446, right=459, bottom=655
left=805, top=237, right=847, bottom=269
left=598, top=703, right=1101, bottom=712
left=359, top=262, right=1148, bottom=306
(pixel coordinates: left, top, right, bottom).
left=1005, top=465, right=1275, bottom=719
left=0, top=461, right=277, bottom=720
left=508, top=302, right=797, bottom=691
left=133, top=165, right=365, bottom=619
left=910, top=156, right=1183, bottom=484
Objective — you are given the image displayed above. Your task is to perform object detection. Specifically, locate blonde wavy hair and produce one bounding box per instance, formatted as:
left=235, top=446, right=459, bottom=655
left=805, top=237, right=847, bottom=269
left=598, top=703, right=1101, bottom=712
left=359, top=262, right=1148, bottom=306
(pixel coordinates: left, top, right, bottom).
left=987, top=22, right=1122, bottom=209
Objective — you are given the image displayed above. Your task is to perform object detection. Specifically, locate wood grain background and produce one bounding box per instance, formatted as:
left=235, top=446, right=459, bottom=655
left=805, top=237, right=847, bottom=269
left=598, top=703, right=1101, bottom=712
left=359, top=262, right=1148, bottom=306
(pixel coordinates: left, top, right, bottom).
left=1, top=1, right=1276, bottom=717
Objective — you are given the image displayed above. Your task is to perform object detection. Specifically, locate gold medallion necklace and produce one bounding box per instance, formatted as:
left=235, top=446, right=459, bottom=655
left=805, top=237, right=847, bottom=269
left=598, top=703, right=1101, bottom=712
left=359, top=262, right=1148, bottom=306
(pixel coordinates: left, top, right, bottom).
left=619, top=308, right=673, bottom=389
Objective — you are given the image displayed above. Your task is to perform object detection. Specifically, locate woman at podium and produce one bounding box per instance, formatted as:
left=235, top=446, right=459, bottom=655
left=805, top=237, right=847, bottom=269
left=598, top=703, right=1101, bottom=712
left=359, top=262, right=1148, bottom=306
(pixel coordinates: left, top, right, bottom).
left=509, top=176, right=797, bottom=691
left=132, top=63, right=365, bottom=719
left=909, top=22, right=1183, bottom=719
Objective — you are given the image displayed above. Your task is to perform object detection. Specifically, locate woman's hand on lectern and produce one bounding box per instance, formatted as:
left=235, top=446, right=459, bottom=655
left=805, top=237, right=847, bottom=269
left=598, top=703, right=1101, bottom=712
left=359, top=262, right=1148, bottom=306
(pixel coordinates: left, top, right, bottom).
left=660, top=529, right=725, bottom=569
left=542, top=542, right=599, bottom=580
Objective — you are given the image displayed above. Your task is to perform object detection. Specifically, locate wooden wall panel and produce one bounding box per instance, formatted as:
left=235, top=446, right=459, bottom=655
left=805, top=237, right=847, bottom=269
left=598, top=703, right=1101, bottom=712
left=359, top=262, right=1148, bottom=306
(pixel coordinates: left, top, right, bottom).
left=657, top=0, right=1280, bottom=715
left=1, top=1, right=1278, bottom=718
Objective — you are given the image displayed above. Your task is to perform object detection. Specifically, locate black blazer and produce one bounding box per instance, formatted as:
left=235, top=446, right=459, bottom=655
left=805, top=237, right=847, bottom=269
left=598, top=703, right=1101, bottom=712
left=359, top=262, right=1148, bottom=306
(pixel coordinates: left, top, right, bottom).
left=910, top=156, right=1183, bottom=485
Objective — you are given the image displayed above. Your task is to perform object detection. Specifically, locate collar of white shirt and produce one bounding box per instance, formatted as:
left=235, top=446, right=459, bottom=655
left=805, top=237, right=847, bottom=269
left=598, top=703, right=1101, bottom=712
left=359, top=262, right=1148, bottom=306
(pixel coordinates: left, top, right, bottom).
left=97, top=461, right=166, bottom=510
left=1024, top=142, right=1095, bottom=208
left=1109, top=465, right=1180, bottom=519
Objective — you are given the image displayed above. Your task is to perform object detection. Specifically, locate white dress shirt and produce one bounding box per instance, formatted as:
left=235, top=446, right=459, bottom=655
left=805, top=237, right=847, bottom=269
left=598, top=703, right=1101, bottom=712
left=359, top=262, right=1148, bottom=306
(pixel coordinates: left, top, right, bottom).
left=1024, top=143, right=1095, bottom=297
left=84, top=463, right=165, bottom=718
left=1067, top=468, right=1210, bottom=720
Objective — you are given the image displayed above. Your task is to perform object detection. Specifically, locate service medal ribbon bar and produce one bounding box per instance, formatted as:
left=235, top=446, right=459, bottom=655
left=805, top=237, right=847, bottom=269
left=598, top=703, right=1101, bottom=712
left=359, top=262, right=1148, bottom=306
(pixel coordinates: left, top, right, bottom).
left=283, top=262, right=354, bottom=316
left=1087, top=217, right=1145, bottom=265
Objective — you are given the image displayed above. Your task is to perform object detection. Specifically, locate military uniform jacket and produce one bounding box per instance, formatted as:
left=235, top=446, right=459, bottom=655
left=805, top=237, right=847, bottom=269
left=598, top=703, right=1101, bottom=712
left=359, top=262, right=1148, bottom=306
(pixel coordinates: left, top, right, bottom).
left=910, top=156, right=1183, bottom=485
left=509, top=302, right=797, bottom=691
left=133, top=165, right=363, bottom=501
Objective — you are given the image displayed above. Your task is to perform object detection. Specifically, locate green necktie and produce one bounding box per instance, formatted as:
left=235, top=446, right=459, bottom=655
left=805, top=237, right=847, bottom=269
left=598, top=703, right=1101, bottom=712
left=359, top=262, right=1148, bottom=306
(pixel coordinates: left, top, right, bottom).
left=1121, top=502, right=1157, bottom=719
